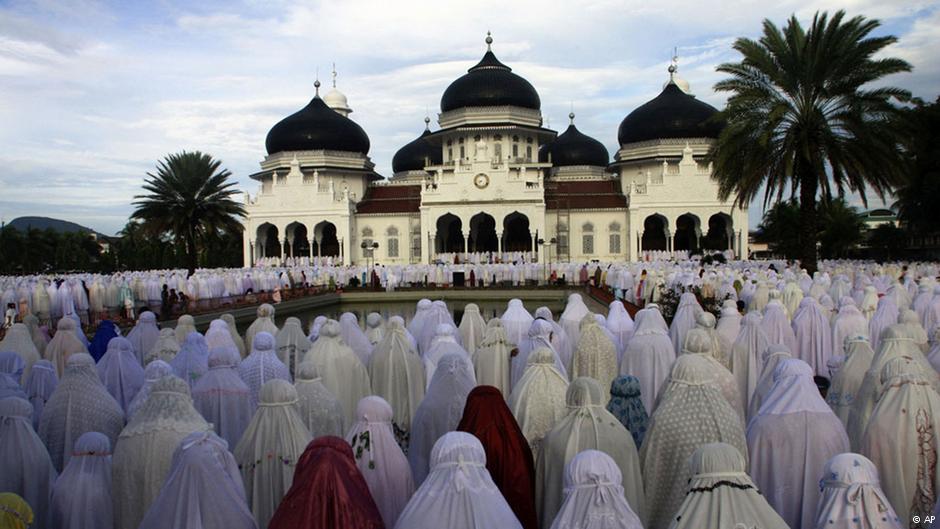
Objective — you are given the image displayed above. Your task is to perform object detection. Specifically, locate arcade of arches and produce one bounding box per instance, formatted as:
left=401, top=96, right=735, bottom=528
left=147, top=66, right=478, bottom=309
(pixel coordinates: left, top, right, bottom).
left=253, top=220, right=341, bottom=260
left=434, top=211, right=537, bottom=256
left=639, top=212, right=733, bottom=253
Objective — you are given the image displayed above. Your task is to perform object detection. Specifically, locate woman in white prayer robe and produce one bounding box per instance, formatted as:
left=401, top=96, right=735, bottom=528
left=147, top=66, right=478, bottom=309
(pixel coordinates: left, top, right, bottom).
left=422, top=323, right=472, bottom=388
left=171, top=331, right=210, bottom=389
left=669, top=292, right=703, bottom=353
left=96, top=336, right=144, bottom=414
left=415, top=301, right=458, bottom=355
left=730, top=312, right=770, bottom=411
left=668, top=442, right=788, bottom=529
left=302, top=319, right=371, bottom=428
left=394, top=431, right=523, bottom=529
left=221, top=313, right=247, bottom=357
left=869, top=297, right=900, bottom=352
left=346, top=396, right=415, bottom=528
left=307, top=315, right=327, bottom=342
left=458, top=303, right=486, bottom=355
left=125, top=311, right=160, bottom=364
left=126, top=359, right=173, bottom=420
left=899, top=308, right=930, bottom=352
left=193, top=346, right=254, bottom=449
left=174, top=314, right=198, bottom=344
left=792, top=296, right=835, bottom=377
left=368, top=318, right=425, bottom=447
left=549, top=450, right=644, bottom=529
left=508, top=348, right=569, bottom=461
left=715, top=299, right=742, bottom=352
left=139, top=430, right=257, bottom=529
left=680, top=328, right=745, bottom=419
left=813, top=452, right=902, bottom=529
left=639, top=354, right=747, bottom=529
left=235, top=379, right=311, bottom=529
left=502, top=298, right=535, bottom=348
left=23, top=359, right=57, bottom=429
left=0, top=323, right=40, bottom=381
left=50, top=432, right=113, bottom=529
left=537, top=377, right=645, bottom=529
left=831, top=297, right=869, bottom=357
left=535, top=306, right=572, bottom=370
left=761, top=298, right=798, bottom=353
left=0, top=396, right=57, bottom=529
left=206, top=319, right=238, bottom=352
left=747, top=358, right=850, bottom=529
left=473, top=318, right=513, bottom=395
left=365, top=312, right=385, bottom=345
left=860, top=357, right=940, bottom=525
left=39, top=353, right=123, bottom=472
left=619, top=305, right=675, bottom=415
left=44, top=317, right=88, bottom=377
left=513, top=319, right=568, bottom=390
left=408, top=353, right=476, bottom=486
left=606, top=301, right=635, bottom=351
left=695, top=311, right=730, bottom=368
left=826, top=335, right=875, bottom=428
left=407, top=299, right=433, bottom=349
left=293, top=361, right=344, bottom=438
left=147, top=327, right=180, bottom=364
left=112, top=375, right=210, bottom=529
left=747, top=344, right=792, bottom=421
left=239, top=331, right=291, bottom=406
left=340, top=312, right=374, bottom=367
left=571, top=315, right=619, bottom=394
left=560, top=293, right=590, bottom=349
left=244, top=304, right=278, bottom=354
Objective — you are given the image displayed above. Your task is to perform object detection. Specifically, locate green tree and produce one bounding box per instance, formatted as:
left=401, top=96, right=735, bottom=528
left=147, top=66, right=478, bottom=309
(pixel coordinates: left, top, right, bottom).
left=709, top=10, right=911, bottom=273
left=867, top=223, right=906, bottom=261
left=893, top=97, right=940, bottom=236
left=818, top=198, right=865, bottom=258
left=755, top=200, right=801, bottom=259
left=132, top=151, right=246, bottom=276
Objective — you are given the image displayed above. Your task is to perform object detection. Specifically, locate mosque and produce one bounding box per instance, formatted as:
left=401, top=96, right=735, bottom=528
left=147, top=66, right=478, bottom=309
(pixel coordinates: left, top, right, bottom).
left=241, top=34, right=748, bottom=266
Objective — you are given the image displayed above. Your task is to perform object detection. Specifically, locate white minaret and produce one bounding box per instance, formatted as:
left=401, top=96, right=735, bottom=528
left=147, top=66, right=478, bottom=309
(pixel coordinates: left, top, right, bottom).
left=324, top=63, right=353, bottom=117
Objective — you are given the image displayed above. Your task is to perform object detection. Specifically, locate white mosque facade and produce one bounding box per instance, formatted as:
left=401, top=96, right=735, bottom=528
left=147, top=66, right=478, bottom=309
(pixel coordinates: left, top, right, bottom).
left=241, top=36, right=748, bottom=266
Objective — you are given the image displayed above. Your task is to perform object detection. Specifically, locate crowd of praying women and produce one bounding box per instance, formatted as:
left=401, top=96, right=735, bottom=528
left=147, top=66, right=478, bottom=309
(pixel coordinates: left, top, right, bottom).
left=1, top=258, right=940, bottom=528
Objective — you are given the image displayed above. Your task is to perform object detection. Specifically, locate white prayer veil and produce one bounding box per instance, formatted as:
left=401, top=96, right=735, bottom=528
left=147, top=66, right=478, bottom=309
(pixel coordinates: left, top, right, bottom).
left=244, top=303, right=278, bottom=353
left=560, top=294, right=590, bottom=349
left=175, top=314, right=198, bottom=344
left=668, top=442, right=788, bottom=529
left=535, top=306, right=572, bottom=370
left=23, top=359, right=57, bottom=430
left=126, top=311, right=160, bottom=365
left=206, top=319, right=238, bottom=353
left=502, top=298, right=535, bottom=348
left=368, top=318, right=425, bottom=442
left=549, top=450, right=644, bottom=529
left=127, top=359, right=173, bottom=420
left=220, top=313, right=246, bottom=357
left=340, top=312, right=374, bottom=367
left=394, top=431, right=523, bottom=529
left=307, top=315, right=327, bottom=342
left=458, top=303, right=487, bottom=355
left=831, top=297, right=869, bottom=357
left=620, top=305, right=675, bottom=415
left=293, top=361, right=345, bottom=438
left=423, top=323, right=471, bottom=389
left=537, top=377, right=646, bottom=528
left=345, top=396, right=415, bottom=528
left=639, top=354, right=747, bottom=529
left=302, top=319, right=371, bottom=428
left=0, top=323, right=40, bottom=381
left=572, top=315, right=619, bottom=394
left=170, top=331, right=209, bottom=389
left=39, top=352, right=124, bottom=472
left=680, top=328, right=745, bottom=418
left=192, top=346, right=254, bottom=449
left=606, top=301, right=635, bottom=351
left=792, top=296, right=835, bottom=377
left=669, top=292, right=703, bottom=354
left=147, top=328, right=180, bottom=364
left=234, top=379, right=312, bottom=529
left=112, top=374, right=211, bottom=529
left=827, top=335, right=875, bottom=427
left=50, top=431, right=113, bottom=529
left=746, top=344, right=792, bottom=422
left=365, top=312, right=386, bottom=345
left=514, top=318, right=568, bottom=390
left=730, top=311, right=769, bottom=411
left=761, top=300, right=798, bottom=353
left=45, top=317, right=88, bottom=377
left=0, top=396, right=57, bottom=529
left=813, top=452, right=902, bottom=529
left=138, top=430, right=256, bottom=529
left=508, top=347, right=569, bottom=460
left=239, top=331, right=291, bottom=406
left=408, top=353, right=476, bottom=486
left=474, top=318, right=513, bottom=396
left=96, top=336, right=145, bottom=414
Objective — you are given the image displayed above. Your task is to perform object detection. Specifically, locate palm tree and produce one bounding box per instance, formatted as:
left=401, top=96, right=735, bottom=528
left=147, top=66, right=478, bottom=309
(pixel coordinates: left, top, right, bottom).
left=708, top=10, right=911, bottom=273
left=132, top=151, right=246, bottom=276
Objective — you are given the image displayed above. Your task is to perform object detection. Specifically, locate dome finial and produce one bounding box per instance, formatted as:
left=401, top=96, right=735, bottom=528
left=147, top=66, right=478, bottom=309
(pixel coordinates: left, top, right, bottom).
left=668, top=47, right=678, bottom=81
left=569, top=111, right=575, bottom=125
left=424, top=115, right=431, bottom=130
left=314, top=78, right=321, bottom=96
left=485, top=31, right=493, bottom=51
left=332, top=62, right=337, bottom=88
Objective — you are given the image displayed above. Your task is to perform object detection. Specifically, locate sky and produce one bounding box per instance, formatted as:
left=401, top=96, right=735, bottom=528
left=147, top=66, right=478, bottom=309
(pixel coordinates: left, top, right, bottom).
left=1, top=0, right=937, bottom=236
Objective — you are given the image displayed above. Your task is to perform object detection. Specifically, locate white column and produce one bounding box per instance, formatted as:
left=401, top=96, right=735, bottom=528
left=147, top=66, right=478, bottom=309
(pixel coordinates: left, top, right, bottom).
left=531, top=232, right=537, bottom=262
left=280, top=238, right=287, bottom=261
left=463, top=232, right=469, bottom=255
left=308, top=239, right=314, bottom=259
left=497, top=231, right=503, bottom=256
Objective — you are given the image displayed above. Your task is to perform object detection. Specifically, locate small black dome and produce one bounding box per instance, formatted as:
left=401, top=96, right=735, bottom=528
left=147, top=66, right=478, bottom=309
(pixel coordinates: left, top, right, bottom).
left=392, top=126, right=442, bottom=173
left=440, top=50, right=541, bottom=112
left=538, top=140, right=553, bottom=163
left=265, top=93, right=370, bottom=155
left=617, top=82, right=722, bottom=145
left=546, top=121, right=608, bottom=167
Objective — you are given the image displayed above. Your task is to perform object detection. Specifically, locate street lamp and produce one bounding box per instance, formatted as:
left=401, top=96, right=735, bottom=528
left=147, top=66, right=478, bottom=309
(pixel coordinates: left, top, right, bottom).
left=360, top=241, right=379, bottom=286
left=538, top=237, right=558, bottom=285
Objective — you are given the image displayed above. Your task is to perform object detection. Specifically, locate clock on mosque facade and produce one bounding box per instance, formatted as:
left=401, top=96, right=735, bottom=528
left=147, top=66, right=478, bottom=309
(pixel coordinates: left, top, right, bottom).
left=473, top=173, right=490, bottom=189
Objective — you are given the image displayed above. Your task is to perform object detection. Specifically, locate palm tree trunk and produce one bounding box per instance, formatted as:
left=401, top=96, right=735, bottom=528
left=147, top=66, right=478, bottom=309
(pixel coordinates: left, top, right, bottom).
left=799, top=173, right=818, bottom=274
left=185, top=227, right=197, bottom=278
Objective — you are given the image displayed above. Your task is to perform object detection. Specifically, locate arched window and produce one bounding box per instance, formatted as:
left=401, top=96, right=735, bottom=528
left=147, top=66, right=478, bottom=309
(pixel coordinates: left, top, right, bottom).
left=608, top=222, right=621, bottom=254
left=582, top=223, right=594, bottom=255
left=512, top=144, right=519, bottom=158
left=362, top=227, right=373, bottom=247
left=494, top=143, right=502, bottom=159
left=387, top=227, right=400, bottom=258
left=526, top=145, right=532, bottom=161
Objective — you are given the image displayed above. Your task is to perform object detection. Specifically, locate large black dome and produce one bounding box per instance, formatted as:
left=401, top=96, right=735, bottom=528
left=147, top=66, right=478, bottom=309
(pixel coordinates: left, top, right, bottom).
left=392, top=124, right=442, bottom=173
left=546, top=118, right=609, bottom=167
left=265, top=90, right=370, bottom=155
left=617, top=82, right=722, bottom=145
left=440, top=50, right=541, bottom=112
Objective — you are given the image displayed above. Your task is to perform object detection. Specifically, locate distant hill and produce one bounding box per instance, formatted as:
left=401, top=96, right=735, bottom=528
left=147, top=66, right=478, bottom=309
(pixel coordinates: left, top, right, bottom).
left=7, top=216, right=104, bottom=237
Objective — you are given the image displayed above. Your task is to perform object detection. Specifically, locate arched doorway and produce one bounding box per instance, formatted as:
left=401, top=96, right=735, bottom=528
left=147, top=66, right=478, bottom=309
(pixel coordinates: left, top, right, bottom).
left=502, top=212, right=530, bottom=252
left=469, top=212, right=497, bottom=252
left=435, top=214, right=463, bottom=253
left=674, top=213, right=701, bottom=252
left=257, top=223, right=280, bottom=258
left=312, top=221, right=340, bottom=257
left=641, top=215, right=668, bottom=251
left=704, top=213, right=733, bottom=251
left=286, top=222, right=309, bottom=258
